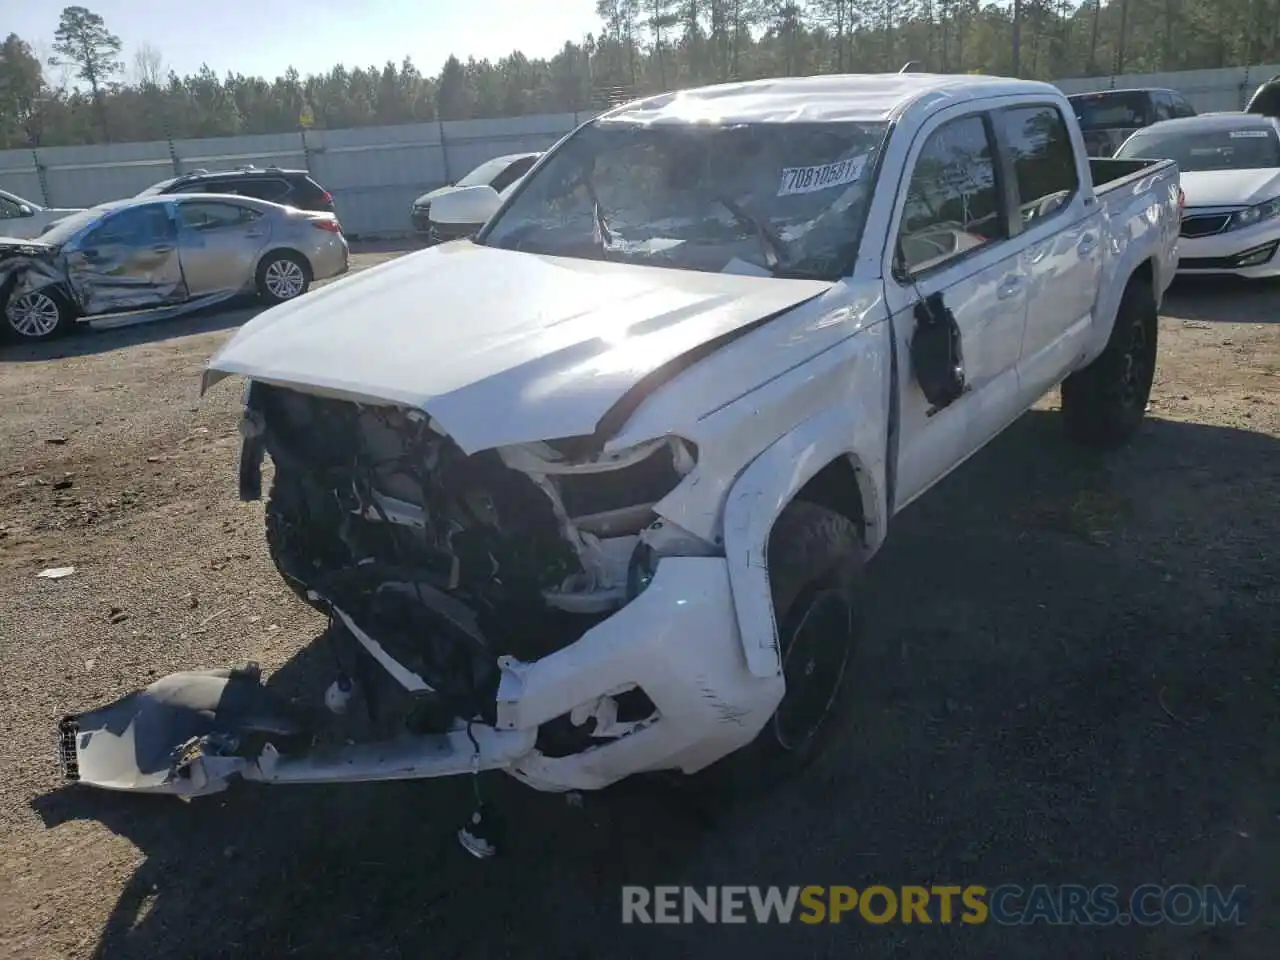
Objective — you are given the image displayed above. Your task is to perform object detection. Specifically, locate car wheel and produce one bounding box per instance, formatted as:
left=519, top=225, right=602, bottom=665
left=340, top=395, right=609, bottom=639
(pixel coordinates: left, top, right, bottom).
left=700, top=499, right=864, bottom=794
left=256, top=252, right=312, bottom=305
left=1061, top=275, right=1158, bottom=450
left=3, top=287, right=73, bottom=343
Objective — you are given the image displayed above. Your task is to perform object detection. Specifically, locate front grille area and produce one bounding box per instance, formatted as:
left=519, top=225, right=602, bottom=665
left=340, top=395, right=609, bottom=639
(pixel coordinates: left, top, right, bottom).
left=1180, top=239, right=1280, bottom=270
left=58, top=715, right=80, bottom=780
left=1180, top=213, right=1233, bottom=238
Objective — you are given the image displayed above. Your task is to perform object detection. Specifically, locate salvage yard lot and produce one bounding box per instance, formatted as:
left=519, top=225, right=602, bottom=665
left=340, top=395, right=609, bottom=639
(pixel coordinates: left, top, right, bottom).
left=0, top=248, right=1277, bottom=959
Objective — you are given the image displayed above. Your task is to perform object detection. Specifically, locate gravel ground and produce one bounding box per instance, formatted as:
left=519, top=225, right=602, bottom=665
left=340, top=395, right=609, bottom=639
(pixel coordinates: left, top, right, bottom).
left=0, top=259, right=1276, bottom=960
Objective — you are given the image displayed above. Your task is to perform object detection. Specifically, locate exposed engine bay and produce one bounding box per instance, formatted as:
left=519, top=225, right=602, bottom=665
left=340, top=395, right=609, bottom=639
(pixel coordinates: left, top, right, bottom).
left=239, top=381, right=706, bottom=734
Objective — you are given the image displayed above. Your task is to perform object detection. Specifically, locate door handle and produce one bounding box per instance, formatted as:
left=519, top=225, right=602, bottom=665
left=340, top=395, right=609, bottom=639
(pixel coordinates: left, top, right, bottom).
left=245, top=230, right=265, bottom=238
left=1078, top=233, right=1098, bottom=256
left=997, top=275, right=1023, bottom=300
left=152, top=243, right=174, bottom=253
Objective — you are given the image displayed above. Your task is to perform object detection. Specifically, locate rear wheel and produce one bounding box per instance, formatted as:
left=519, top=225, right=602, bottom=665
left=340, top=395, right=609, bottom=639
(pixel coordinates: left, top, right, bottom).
left=1061, top=275, right=1159, bottom=449
left=256, top=252, right=311, bottom=305
left=3, top=288, right=73, bottom=342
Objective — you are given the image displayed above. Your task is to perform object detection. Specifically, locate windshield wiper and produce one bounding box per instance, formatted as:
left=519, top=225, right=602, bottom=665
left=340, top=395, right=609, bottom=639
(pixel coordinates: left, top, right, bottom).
left=713, top=194, right=786, bottom=272
left=579, top=177, right=613, bottom=249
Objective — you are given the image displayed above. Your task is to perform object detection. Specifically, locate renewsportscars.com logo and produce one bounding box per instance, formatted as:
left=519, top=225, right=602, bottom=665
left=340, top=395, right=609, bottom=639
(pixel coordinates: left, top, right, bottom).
left=621, top=884, right=1249, bottom=926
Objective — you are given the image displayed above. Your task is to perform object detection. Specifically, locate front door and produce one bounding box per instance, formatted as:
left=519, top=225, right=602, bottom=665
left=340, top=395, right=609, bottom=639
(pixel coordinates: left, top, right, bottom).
left=65, top=203, right=185, bottom=315
left=176, top=200, right=269, bottom=297
left=883, top=110, right=1029, bottom=511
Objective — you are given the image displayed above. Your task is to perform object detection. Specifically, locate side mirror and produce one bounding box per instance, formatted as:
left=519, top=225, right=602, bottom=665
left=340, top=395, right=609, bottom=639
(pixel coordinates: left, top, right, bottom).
left=430, top=184, right=502, bottom=227
left=18, top=204, right=34, bottom=217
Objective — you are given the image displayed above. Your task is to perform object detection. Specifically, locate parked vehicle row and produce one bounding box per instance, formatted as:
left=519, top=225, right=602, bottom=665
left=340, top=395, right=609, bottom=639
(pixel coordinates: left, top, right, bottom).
left=1113, top=111, right=1280, bottom=278
left=60, top=73, right=1179, bottom=849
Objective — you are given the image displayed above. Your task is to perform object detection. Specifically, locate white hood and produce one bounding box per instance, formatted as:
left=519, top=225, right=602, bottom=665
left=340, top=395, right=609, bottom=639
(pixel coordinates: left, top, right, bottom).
left=204, top=242, right=832, bottom=453
left=1181, top=168, right=1280, bottom=208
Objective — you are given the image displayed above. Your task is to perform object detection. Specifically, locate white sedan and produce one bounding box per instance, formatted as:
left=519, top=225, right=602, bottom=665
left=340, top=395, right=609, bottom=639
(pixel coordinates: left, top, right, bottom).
left=1116, top=113, right=1280, bottom=277
left=0, top=187, right=85, bottom=240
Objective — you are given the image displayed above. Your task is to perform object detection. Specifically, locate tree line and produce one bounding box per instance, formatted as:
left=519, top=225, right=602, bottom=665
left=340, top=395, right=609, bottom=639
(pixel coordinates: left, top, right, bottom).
left=0, top=1, right=1277, bottom=150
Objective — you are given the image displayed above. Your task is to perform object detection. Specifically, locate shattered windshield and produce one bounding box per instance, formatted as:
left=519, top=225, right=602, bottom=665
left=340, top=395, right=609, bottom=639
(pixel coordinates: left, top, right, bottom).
left=479, top=118, right=890, bottom=280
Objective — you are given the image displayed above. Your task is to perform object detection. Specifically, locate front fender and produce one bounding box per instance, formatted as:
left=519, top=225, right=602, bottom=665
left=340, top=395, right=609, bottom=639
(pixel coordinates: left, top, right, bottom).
left=722, top=402, right=888, bottom=680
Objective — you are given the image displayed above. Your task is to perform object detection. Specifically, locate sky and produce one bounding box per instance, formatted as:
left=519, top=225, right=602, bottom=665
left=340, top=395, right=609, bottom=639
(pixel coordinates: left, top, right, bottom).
left=9, top=0, right=602, bottom=83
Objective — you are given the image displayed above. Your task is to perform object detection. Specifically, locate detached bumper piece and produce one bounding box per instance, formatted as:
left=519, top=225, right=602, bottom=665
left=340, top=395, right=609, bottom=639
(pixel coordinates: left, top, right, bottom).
left=59, top=659, right=536, bottom=799
left=1180, top=239, right=1280, bottom=271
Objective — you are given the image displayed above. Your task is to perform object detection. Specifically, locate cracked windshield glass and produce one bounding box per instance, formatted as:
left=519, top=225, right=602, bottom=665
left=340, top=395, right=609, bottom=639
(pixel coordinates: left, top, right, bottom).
left=482, top=119, right=890, bottom=280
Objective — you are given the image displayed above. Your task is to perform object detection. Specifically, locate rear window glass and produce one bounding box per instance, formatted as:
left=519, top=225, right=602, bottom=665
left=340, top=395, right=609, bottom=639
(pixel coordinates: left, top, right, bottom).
left=1071, top=92, right=1154, bottom=130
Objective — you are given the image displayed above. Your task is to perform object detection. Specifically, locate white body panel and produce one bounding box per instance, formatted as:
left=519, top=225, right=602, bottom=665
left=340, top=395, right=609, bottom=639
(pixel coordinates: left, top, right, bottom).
left=128, top=73, right=1179, bottom=797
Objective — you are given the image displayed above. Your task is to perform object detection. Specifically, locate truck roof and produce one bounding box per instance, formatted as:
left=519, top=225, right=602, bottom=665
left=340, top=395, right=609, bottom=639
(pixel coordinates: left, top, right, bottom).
left=600, top=73, right=1062, bottom=125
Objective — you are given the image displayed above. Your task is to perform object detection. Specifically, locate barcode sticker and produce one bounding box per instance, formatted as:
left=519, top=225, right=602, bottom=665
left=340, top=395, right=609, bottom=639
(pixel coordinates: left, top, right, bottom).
left=777, top=157, right=867, bottom=196
left=1229, top=130, right=1270, bottom=138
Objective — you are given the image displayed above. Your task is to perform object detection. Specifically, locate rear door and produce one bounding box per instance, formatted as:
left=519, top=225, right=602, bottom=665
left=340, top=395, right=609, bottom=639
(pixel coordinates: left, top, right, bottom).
left=176, top=199, right=270, bottom=296
left=993, top=102, right=1103, bottom=401
left=884, top=108, right=1029, bottom=509
left=65, top=204, right=185, bottom=315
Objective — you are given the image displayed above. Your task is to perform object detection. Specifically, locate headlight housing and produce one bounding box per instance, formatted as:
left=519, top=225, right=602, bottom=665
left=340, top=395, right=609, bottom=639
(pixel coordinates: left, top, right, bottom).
left=1229, top=197, right=1280, bottom=231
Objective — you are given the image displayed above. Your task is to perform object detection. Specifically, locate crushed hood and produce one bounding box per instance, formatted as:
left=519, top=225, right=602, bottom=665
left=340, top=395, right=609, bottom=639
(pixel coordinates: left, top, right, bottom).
left=1181, top=168, right=1280, bottom=208
left=204, top=242, right=832, bottom=453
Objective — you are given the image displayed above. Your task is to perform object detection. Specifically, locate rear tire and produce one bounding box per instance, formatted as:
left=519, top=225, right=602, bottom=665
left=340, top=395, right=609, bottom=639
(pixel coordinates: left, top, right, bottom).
left=1061, top=275, right=1158, bottom=450
left=3, top=287, right=74, bottom=343
left=256, top=252, right=311, bottom=305
left=699, top=500, right=864, bottom=794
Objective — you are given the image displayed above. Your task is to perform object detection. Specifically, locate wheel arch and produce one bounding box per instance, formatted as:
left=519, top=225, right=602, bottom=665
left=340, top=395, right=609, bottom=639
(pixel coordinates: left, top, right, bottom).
left=722, top=408, right=887, bottom=679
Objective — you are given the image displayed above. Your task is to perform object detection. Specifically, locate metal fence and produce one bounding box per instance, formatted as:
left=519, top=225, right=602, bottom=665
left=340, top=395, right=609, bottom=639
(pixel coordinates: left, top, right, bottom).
left=2, top=63, right=1277, bottom=238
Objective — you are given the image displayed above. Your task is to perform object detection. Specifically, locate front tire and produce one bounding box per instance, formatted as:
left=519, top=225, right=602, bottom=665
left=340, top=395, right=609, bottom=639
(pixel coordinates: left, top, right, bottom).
left=1061, top=275, right=1159, bottom=449
left=256, top=252, right=311, bottom=305
left=3, top=287, right=73, bottom=342
left=703, top=500, right=865, bottom=793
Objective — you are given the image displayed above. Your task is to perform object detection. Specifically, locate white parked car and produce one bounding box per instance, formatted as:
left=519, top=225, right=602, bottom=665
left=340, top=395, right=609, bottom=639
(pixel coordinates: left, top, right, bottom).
left=410, top=152, right=541, bottom=243
left=1116, top=112, right=1280, bottom=277
left=61, top=74, right=1180, bottom=850
left=0, top=188, right=84, bottom=240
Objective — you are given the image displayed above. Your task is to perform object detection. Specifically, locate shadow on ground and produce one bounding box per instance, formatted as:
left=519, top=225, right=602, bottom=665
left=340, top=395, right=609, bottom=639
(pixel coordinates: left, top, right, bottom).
left=1163, top=276, right=1280, bottom=323
left=31, top=410, right=1280, bottom=959
left=0, top=298, right=261, bottom=364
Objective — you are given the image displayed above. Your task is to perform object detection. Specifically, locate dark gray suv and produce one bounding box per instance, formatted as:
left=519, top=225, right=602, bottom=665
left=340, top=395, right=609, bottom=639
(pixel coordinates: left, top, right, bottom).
left=139, top=167, right=336, bottom=215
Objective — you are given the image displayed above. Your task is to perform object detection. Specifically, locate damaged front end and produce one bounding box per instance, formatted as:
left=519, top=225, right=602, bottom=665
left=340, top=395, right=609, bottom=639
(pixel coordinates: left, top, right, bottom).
left=0, top=239, right=68, bottom=328
left=61, top=381, right=772, bottom=800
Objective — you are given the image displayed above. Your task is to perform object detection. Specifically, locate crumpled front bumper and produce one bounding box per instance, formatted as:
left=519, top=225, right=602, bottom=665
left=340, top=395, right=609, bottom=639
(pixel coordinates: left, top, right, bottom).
left=59, top=558, right=782, bottom=798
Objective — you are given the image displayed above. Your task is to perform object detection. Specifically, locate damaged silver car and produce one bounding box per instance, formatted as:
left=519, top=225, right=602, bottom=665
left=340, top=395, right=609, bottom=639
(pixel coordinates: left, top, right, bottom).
left=1, top=194, right=348, bottom=342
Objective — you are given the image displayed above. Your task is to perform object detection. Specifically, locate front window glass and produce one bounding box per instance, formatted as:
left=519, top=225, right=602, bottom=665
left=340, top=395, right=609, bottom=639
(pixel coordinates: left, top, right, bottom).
left=480, top=119, right=890, bottom=280
left=1116, top=126, right=1280, bottom=171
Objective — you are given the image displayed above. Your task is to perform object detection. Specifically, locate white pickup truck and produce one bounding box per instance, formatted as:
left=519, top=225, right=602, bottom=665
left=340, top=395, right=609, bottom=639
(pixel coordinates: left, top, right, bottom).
left=61, top=74, right=1180, bottom=848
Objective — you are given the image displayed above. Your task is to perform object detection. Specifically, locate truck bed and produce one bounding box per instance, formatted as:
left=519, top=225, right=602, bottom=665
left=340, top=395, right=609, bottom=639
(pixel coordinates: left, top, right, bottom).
left=1090, top=157, right=1174, bottom=194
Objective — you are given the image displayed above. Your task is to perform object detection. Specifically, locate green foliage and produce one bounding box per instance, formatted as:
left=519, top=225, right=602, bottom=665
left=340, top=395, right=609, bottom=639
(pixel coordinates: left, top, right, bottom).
left=1, top=1, right=1277, bottom=149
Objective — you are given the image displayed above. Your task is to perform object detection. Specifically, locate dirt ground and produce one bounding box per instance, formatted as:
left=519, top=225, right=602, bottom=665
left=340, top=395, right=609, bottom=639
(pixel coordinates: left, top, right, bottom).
left=0, top=252, right=1276, bottom=959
